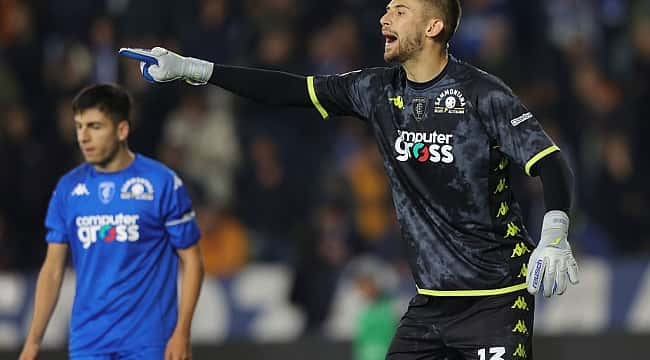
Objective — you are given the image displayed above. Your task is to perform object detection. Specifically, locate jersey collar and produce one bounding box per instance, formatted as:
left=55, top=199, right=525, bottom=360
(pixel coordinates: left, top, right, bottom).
left=405, top=54, right=454, bottom=91
left=88, top=153, right=140, bottom=177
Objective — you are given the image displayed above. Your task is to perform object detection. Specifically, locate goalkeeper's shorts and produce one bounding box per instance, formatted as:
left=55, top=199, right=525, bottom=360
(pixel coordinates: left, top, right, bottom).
left=386, top=290, right=534, bottom=360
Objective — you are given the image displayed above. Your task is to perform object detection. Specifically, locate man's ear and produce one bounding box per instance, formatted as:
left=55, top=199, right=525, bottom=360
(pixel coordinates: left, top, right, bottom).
left=426, top=18, right=445, bottom=39
left=117, top=120, right=130, bottom=141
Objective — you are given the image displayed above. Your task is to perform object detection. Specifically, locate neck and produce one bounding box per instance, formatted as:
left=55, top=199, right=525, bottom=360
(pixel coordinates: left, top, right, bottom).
left=402, top=45, right=448, bottom=83
left=94, top=146, right=135, bottom=173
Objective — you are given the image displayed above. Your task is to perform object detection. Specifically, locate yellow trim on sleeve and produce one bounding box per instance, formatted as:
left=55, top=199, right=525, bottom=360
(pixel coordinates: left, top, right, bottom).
left=307, top=76, right=329, bottom=119
left=416, top=283, right=528, bottom=297
left=525, top=145, right=560, bottom=176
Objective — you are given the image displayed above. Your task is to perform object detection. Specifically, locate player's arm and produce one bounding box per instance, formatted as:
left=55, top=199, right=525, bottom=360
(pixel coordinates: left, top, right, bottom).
left=166, top=243, right=204, bottom=360
left=174, top=244, right=205, bottom=337
left=119, top=47, right=312, bottom=106
left=477, top=82, right=580, bottom=297
left=161, top=172, right=204, bottom=360
left=526, top=151, right=579, bottom=297
left=118, top=47, right=373, bottom=119
left=19, top=243, right=68, bottom=360
left=533, top=151, right=573, bottom=213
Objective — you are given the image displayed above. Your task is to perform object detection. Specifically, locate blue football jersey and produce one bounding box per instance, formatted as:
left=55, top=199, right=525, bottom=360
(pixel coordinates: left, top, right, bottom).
left=44, top=154, right=200, bottom=356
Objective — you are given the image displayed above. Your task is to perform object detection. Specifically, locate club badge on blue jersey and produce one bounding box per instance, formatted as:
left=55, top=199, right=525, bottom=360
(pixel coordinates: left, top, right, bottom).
left=99, top=182, right=116, bottom=204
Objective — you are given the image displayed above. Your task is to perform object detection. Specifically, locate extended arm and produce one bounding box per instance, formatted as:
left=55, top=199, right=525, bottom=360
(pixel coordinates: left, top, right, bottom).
left=165, top=243, right=204, bottom=360
left=209, top=65, right=311, bottom=106
left=526, top=152, right=579, bottom=297
left=119, top=47, right=311, bottom=106
left=19, top=243, right=68, bottom=360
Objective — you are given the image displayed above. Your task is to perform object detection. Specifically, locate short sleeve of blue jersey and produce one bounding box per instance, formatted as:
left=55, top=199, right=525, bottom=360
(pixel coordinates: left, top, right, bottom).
left=44, top=183, right=68, bottom=244
left=160, top=173, right=201, bottom=249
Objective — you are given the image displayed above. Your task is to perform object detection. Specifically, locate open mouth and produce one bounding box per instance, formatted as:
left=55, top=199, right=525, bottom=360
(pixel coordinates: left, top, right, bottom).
left=383, top=31, right=398, bottom=48
left=384, top=34, right=398, bottom=46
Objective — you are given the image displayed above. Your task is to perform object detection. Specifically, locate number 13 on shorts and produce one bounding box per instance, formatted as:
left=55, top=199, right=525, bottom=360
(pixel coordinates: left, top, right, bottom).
left=478, top=347, right=506, bottom=360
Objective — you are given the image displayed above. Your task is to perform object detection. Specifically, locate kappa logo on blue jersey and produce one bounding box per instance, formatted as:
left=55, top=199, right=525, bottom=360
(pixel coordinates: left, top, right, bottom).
left=173, top=175, right=183, bottom=190
left=98, top=182, right=116, bottom=204
left=71, top=183, right=90, bottom=197
left=120, top=177, right=154, bottom=201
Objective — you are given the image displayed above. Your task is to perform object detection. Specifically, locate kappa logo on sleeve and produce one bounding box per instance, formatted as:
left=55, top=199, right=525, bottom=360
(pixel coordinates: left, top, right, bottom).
left=173, top=175, right=183, bottom=190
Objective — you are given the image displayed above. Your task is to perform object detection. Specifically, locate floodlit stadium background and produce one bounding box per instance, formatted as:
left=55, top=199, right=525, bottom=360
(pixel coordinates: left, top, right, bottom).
left=1, top=0, right=650, bottom=358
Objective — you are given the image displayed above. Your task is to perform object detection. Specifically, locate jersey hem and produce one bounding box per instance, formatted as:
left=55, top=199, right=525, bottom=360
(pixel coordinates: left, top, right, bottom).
left=416, top=282, right=528, bottom=297
left=307, top=76, right=329, bottom=119
left=525, top=145, right=560, bottom=176
left=69, top=345, right=165, bottom=357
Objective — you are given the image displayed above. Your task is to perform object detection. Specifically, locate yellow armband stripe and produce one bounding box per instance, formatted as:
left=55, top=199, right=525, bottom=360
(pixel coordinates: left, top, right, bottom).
left=525, top=145, right=560, bottom=176
left=307, top=76, right=329, bottom=120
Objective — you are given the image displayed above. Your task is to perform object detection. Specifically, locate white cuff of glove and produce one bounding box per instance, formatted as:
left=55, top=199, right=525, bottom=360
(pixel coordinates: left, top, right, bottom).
left=541, top=210, right=569, bottom=242
left=182, top=57, right=214, bottom=85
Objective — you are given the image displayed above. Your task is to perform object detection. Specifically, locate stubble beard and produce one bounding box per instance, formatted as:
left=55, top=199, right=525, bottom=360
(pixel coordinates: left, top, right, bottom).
left=385, top=30, right=425, bottom=64
left=88, top=141, right=122, bottom=168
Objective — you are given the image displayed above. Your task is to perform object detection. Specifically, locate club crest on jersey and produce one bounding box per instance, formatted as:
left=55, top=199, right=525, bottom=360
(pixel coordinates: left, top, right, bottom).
left=120, top=177, right=154, bottom=201
left=412, top=96, right=429, bottom=122
left=434, top=88, right=466, bottom=114
left=98, top=182, right=116, bottom=204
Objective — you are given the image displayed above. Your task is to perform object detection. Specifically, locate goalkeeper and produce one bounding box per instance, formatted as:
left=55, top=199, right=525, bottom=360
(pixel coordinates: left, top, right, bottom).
left=121, top=0, right=578, bottom=358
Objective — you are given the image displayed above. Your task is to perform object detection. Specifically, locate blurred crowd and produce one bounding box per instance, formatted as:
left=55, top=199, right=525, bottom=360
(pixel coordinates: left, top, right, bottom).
left=2, top=0, right=650, bottom=334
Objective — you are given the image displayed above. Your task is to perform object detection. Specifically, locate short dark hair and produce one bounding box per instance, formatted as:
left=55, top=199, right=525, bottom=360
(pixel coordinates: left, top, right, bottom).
left=423, top=0, right=462, bottom=44
left=72, top=84, right=132, bottom=124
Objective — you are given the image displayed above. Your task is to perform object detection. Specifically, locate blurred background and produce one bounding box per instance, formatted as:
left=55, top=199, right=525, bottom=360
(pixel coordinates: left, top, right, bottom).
left=1, top=0, right=650, bottom=358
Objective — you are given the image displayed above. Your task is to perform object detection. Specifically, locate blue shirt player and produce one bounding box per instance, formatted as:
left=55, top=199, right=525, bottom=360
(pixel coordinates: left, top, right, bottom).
left=19, top=84, right=205, bottom=360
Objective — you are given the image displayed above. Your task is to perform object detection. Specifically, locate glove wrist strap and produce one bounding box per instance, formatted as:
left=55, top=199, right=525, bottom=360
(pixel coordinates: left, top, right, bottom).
left=542, top=210, right=569, bottom=230
left=540, top=210, right=569, bottom=245
left=183, top=57, right=214, bottom=85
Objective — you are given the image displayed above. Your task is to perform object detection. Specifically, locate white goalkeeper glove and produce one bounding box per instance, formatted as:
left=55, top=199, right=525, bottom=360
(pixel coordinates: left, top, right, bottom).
left=526, top=210, right=579, bottom=297
left=118, top=47, right=214, bottom=85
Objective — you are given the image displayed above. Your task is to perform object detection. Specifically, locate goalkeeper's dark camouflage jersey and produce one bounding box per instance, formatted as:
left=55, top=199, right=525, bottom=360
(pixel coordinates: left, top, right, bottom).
left=308, top=55, right=559, bottom=296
